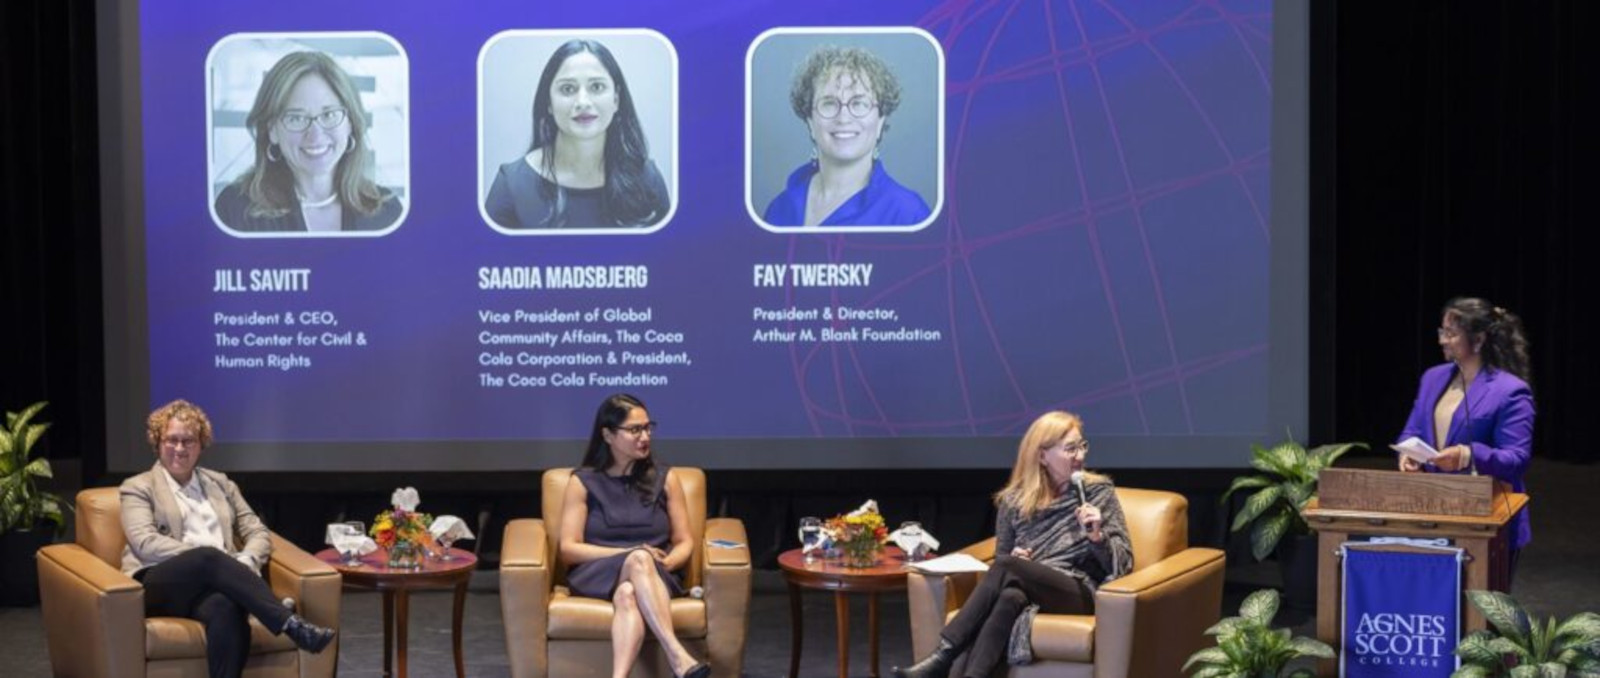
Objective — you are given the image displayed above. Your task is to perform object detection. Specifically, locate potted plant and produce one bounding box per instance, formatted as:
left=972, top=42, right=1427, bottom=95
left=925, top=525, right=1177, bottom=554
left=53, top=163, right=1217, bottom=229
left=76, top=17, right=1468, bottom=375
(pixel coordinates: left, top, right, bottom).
left=0, top=401, right=68, bottom=606
left=1452, top=590, right=1600, bottom=677
left=1184, top=588, right=1334, bottom=677
left=1222, top=437, right=1366, bottom=609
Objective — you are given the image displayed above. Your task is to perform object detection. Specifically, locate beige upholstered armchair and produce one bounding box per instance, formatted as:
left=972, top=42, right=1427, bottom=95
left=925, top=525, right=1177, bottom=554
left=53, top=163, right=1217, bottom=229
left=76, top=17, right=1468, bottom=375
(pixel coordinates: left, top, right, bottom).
left=907, top=488, right=1225, bottom=678
left=500, top=467, right=752, bottom=678
left=35, top=487, right=342, bottom=678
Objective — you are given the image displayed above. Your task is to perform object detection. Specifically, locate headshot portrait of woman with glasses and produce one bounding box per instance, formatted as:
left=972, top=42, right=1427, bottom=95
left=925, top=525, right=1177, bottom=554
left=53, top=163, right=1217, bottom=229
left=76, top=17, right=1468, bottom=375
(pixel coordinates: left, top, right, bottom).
left=894, top=410, right=1132, bottom=678
left=558, top=393, right=711, bottom=678
left=762, top=45, right=932, bottom=227
left=484, top=39, right=671, bottom=230
left=213, top=50, right=402, bottom=234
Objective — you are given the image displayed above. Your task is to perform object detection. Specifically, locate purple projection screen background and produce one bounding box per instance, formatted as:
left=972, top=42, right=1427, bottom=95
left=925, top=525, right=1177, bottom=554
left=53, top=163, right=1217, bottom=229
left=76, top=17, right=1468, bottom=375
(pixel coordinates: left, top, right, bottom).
left=104, top=0, right=1304, bottom=471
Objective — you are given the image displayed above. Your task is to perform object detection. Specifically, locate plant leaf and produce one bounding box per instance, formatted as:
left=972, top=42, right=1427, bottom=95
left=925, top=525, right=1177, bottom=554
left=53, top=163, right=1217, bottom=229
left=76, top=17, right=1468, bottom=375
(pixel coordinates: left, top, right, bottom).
left=1240, top=588, right=1280, bottom=627
left=1251, top=440, right=1303, bottom=479
left=1289, top=636, right=1335, bottom=659
left=1489, top=636, right=1530, bottom=660
left=1183, top=647, right=1230, bottom=672
left=21, top=421, right=50, bottom=457
left=1205, top=616, right=1250, bottom=637
left=1510, top=666, right=1543, bottom=678
left=1250, top=509, right=1292, bottom=561
left=1537, top=662, right=1569, bottom=678
left=1452, top=666, right=1492, bottom=678
left=1457, top=631, right=1506, bottom=666
left=1308, top=442, right=1367, bottom=472
left=7, top=402, right=46, bottom=436
left=1187, top=665, right=1234, bottom=678
left=1470, top=590, right=1533, bottom=646
left=1232, top=484, right=1284, bottom=533
left=1220, top=475, right=1274, bottom=505
left=1554, top=612, right=1600, bottom=646
left=23, top=458, right=52, bottom=479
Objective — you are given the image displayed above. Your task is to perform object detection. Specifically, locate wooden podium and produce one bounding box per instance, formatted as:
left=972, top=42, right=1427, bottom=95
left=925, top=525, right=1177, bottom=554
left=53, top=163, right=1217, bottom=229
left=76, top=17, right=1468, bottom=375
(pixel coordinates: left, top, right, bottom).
left=1301, top=468, right=1527, bottom=677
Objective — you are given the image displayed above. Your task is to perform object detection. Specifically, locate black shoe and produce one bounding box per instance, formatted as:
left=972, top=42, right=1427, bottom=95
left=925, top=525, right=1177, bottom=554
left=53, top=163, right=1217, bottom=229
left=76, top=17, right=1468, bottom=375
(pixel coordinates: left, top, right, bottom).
left=892, top=638, right=958, bottom=678
left=283, top=614, right=335, bottom=653
left=677, top=662, right=710, bottom=678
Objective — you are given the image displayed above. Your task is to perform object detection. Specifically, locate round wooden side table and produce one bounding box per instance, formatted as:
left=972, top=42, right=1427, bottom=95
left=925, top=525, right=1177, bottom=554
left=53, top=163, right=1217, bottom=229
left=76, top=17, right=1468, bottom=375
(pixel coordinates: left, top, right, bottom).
left=777, top=546, right=910, bottom=678
left=315, top=547, right=477, bottom=678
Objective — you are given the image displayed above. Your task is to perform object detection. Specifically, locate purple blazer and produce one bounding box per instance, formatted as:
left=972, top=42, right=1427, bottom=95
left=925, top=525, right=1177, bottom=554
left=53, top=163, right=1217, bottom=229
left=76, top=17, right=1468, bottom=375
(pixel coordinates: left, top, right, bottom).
left=1397, top=363, right=1534, bottom=549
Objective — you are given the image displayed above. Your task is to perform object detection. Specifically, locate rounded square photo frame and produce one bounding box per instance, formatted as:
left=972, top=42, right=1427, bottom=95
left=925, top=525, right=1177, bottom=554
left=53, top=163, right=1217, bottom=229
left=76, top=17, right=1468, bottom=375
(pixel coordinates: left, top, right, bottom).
left=477, top=29, right=679, bottom=235
left=206, top=31, right=411, bottom=238
left=746, top=27, right=945, bottom=234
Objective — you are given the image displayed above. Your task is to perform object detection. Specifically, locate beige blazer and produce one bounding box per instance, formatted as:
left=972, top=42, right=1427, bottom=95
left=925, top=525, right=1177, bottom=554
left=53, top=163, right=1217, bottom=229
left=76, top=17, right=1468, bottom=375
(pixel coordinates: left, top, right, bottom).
left=119, top=463, right=273, bottom=576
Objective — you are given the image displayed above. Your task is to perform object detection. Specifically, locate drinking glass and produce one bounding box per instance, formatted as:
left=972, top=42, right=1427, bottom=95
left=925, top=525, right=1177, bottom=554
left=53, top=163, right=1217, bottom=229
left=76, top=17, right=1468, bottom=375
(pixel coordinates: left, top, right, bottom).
left=437, top=534, right=458, bottom=561
left=325, top=521, right=365, bottom=567
left=798, top=517, right=823, bottom=562
left=898, top=521, right=928, bottom=561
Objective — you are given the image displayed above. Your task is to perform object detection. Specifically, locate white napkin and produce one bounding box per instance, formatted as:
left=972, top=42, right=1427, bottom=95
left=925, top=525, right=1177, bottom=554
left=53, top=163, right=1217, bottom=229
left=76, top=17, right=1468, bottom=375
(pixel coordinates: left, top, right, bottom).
left=391, top=487, right=421, bottom=512
left=846, top=499, right=880, bottom=518
left=429, top=515, right=475, bottom=543
left=889, top=525, right=940, bottom=558
left=349, top=536, right=379, bottom=555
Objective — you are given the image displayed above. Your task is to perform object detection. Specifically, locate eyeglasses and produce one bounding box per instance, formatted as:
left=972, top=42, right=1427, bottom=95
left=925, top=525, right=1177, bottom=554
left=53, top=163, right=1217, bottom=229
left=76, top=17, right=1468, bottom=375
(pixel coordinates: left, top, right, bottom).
left=279, top=108, right=348, bottom=133
left=161, top=436, right=199, bottom=449
left=1436, top=327, right=1461, bottom=340
left=814, top=96, right=878, bottom=119
left=614, top=421, right=658, bottom=437
left=1051, top=438, right=1090, bottom=455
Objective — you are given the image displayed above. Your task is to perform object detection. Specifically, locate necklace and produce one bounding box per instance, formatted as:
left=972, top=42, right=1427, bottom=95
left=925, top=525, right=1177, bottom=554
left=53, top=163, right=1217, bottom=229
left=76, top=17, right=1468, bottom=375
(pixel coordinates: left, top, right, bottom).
left=297, top=191, right=338, bottom=209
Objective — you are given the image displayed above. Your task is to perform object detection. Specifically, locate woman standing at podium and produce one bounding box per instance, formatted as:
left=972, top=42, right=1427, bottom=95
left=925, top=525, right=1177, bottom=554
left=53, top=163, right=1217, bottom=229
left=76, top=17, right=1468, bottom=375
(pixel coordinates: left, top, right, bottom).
left=1397, top=297, right=1534, bottom=577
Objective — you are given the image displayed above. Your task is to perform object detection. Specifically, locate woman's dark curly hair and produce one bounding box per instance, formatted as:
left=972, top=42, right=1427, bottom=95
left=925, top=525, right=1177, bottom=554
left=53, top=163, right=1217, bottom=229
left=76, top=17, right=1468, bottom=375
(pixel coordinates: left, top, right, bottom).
left=788, top=45, right=903, bottom=121
left=1444, top=297, right=1532, bottom=386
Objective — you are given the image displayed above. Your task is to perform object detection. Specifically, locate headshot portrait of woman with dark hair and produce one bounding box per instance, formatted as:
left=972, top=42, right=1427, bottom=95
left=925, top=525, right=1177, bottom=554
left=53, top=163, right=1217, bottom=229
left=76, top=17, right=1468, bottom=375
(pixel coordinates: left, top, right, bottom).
left=1396, top=297, right=1535, bottom=579
left=213, top=50, right=403, bottom=234
left=485, top=39, right=671, bottom=230
left=763, top=44, right=932, bottom=228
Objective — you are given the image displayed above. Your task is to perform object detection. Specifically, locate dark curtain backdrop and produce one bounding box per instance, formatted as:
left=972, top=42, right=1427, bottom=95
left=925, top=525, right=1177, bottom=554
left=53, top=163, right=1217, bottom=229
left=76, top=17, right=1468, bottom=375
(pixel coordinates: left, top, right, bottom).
left=1, top=0, right=1593, bottom=509
left=0, top=0, right=104, bottom=480
left=1325, top=0, right=1594, bottom=462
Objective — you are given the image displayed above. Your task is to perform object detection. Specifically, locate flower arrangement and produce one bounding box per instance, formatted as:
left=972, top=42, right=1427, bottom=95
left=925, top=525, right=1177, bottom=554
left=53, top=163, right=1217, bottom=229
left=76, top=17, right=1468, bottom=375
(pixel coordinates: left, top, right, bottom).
left=826, top=501, right=888, bottom=568
left=371, top=487, right=434, bottom=568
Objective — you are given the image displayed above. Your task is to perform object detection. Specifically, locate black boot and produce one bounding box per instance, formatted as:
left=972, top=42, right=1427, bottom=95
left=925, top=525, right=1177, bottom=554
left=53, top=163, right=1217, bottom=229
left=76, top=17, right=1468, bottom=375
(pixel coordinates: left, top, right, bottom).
left=893, top=638, right=958, bottom=678
left=282, top=614, right=336, bottom=653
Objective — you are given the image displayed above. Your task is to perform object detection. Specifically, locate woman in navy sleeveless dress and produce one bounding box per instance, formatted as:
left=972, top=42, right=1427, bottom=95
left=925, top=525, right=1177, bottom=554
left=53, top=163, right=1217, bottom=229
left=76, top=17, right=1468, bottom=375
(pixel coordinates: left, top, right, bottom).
left=559, top=394, right=710, bottom=678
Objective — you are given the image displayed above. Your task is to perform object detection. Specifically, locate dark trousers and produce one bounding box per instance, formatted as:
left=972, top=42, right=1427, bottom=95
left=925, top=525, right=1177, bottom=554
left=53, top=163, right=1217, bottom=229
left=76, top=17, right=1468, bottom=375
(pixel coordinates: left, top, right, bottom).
left=135, top=548, right=291, bottom=678
left=939, top=555, right=1096, bottom=678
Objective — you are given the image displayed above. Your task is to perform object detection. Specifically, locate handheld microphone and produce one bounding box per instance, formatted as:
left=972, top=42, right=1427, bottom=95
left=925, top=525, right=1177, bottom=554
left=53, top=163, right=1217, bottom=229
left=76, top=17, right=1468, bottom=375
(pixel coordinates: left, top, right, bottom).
left=1070, top=470, right=1087, bottom=504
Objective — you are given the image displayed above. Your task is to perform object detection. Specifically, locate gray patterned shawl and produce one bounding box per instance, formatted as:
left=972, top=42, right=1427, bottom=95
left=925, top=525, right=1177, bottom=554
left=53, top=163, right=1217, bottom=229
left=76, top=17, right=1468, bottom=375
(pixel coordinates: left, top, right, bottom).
left=994, top=478, right=1133, bottom=665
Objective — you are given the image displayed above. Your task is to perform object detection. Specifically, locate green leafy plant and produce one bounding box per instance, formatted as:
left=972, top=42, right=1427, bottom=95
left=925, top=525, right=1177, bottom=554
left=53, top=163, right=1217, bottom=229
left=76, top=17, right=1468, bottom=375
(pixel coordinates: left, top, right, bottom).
left=1184, top=588, right=1334, bottom=677
left=1452, top=590, right=1600, bottom=677
left=0, top=402, right=66, bottom=535
left=1222, top=437, right=1366, bottom=560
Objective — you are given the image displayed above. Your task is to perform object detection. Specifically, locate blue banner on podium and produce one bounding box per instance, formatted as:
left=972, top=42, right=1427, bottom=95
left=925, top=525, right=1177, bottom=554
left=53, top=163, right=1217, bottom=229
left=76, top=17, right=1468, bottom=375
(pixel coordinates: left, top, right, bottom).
left=1340, top=546, right=1461, bottom=677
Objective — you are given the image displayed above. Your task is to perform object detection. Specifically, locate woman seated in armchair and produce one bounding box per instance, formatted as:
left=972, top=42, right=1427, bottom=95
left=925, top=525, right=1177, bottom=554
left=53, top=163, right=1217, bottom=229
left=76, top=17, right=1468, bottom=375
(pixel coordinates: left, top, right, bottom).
left=559, top=393, right=711, bottom=678
left=895, top=410, right=1133, bottom=678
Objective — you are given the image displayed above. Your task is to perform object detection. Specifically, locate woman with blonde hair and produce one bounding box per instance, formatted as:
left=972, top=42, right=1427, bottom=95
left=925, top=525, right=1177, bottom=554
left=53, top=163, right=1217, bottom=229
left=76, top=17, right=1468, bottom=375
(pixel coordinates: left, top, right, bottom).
left=894, top=411, right=1133, bottom=678
left=120, top=400, right=335, bottom=678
